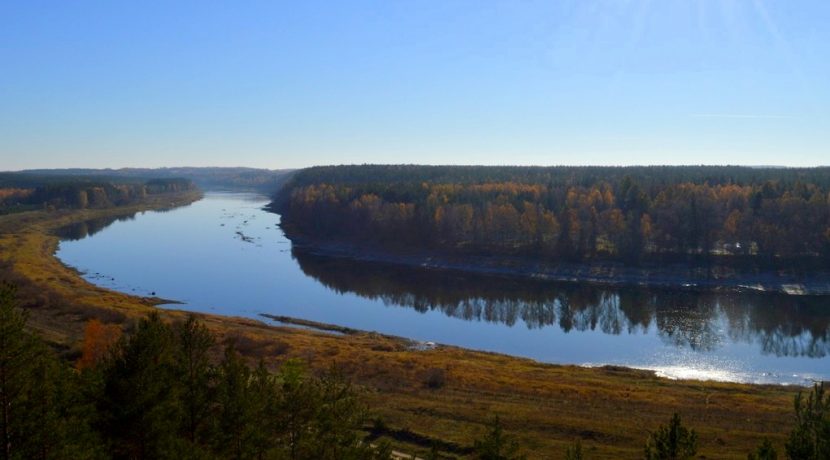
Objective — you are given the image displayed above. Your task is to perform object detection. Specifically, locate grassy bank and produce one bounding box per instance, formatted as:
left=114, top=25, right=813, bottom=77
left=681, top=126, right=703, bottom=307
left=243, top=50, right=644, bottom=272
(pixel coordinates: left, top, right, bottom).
left=0, top=192, right=804, bottom=459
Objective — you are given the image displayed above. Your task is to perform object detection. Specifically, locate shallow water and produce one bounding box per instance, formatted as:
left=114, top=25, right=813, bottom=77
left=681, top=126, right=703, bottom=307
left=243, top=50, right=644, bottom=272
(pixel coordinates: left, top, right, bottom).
left=56, top=192, right=830, bottom=385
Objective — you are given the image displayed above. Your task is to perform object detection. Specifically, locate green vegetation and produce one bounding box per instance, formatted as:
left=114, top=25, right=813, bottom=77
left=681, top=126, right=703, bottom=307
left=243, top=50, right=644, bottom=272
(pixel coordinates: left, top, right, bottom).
left=472, top=417, right=526, bottom=460
left=748, top=439, right=778, bottom=460
left=275, top=165, right=830, bottom=268
left=786, top=383, right=829, bottom=459
left=1, top=284, right=388, bottom=459
left=0, top=178, right=815, bottom=458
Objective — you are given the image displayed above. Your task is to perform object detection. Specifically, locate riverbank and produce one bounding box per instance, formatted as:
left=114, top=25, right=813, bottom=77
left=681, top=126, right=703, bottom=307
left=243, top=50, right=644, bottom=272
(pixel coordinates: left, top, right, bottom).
left=283, top=232, right=830, bottom=296
left=0, top=196, right=805, bottom=458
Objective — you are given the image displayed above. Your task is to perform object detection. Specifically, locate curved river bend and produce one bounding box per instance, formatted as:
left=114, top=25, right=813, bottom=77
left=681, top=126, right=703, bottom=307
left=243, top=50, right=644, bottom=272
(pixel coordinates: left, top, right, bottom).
left=56, top=192, right=830, bottom=385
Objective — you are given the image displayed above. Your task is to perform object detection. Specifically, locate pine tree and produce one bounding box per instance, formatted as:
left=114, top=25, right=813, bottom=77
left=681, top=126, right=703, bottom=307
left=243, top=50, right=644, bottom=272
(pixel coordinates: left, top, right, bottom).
left=98, top=312, right=182, bottom=459
left=213, top=343, right=257, bottom=460
left=276, top=359, right=320, bottom=460
left=0, top=283, right=37, bottom=460
left=785, top=383, right=830, bottom=460
left=644, top=413, right=697, bottom=460
left=311, top=366, right=373, bottom=459
left=0, top=283, right=102, bottom=459
left=173, top=315, right=216, bottom=449
left=473, top=416, right=526, bottom=460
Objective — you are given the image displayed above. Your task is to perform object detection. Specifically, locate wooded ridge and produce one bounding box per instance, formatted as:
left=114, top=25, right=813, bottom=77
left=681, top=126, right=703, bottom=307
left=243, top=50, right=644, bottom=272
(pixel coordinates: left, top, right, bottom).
left=273, top=165, right=830, bottom=270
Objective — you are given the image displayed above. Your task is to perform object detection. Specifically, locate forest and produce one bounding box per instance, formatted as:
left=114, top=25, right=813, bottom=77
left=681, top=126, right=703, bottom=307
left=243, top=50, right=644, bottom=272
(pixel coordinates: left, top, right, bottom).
left=0, top=173, right=196, bottom=215
left=274, top=165, right=830, bottom=268
left=0, top=282, right=391, bottom=460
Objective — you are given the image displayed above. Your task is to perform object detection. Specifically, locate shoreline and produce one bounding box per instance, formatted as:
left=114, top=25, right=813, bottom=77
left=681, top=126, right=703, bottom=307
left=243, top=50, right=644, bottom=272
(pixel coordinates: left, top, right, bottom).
left=0, top=193, right=810, bottom=456
left=283, top=232, right=830, bottom=296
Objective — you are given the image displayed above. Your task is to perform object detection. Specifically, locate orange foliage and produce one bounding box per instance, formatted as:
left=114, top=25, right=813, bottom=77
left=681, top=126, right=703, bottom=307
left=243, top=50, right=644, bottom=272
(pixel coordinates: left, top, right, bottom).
left=77, top=319, right=122, bottom=370
left=0, top=188, right=34, bottom=202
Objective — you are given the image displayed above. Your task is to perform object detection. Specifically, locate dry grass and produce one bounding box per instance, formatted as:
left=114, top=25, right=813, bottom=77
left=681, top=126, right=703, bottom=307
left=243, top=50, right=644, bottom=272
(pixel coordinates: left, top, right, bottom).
left=0, top=194, right=803, bottom=459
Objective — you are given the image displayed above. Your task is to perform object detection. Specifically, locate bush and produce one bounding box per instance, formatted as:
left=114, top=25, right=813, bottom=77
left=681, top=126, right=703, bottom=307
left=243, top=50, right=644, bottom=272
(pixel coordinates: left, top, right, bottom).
left=423, top=367, right=447, bottom=389
left=747, top=438, right=777, bottom=460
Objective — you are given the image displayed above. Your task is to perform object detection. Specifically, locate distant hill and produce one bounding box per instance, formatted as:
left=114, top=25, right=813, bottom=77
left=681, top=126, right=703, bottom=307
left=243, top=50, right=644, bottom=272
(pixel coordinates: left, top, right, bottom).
left=18, top=167, right=294, bottom=193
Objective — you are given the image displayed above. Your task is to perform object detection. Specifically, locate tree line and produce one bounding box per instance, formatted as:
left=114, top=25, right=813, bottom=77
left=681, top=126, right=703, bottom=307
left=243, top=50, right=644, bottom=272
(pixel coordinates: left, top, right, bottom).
left=18, top=168, right=293, bottom=194
left=274, top=165, right=830, bottom=267
left=0, top=174, right=196, bottom=214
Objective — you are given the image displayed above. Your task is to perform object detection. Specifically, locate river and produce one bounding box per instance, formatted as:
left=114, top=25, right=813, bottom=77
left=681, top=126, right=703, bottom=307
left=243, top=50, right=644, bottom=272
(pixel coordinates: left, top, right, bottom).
left=55, top=191, right=830, bottom=385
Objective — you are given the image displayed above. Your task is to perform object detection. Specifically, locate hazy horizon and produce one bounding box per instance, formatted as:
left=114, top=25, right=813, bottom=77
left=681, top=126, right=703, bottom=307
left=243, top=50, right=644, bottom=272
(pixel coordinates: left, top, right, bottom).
left=7, top=163, right=826, bottom=174
left=2, top=1, right=829, bottom=170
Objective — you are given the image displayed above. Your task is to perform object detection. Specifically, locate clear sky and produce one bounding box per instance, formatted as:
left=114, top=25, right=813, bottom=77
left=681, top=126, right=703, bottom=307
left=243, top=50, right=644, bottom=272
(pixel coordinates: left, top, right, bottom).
left=1, top=1, right=828, bottom=170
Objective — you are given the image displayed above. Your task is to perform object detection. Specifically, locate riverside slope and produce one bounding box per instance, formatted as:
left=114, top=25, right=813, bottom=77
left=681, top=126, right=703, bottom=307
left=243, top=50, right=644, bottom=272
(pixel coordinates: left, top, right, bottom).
left=0, top=191, right=809, bottom=458
left=282, top=231, right=830, bottom=296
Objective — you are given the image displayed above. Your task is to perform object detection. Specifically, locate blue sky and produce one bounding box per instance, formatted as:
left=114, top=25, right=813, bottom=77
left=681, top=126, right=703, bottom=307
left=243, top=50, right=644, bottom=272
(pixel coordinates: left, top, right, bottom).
left=1, top=1, right=828, bottom=170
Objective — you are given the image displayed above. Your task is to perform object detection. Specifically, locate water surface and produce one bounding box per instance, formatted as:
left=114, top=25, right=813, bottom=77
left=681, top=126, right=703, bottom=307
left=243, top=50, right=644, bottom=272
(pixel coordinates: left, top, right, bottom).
left=56, top=192, right=830, bottom=385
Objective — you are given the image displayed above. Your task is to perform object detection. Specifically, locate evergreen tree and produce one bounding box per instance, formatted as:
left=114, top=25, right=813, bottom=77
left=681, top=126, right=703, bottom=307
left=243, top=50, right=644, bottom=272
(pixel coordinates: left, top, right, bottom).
left=98, top=312, right=182, bottom=459
left=276, top=359, right=320, bottom=460
left=785, top=383, right=830, bottom=460
left=173, top=316, right=216, bottom=449
left=473, top=416, right=526, bottom=460
left=212, top=343, right=258, bottom=460
left=0, top=283, right=38, bottom=460
left=311, top=366, right=374, bottom=459
left=0, top=283, right=102, bottom=460
left=644, top=413, right=697, bottom=460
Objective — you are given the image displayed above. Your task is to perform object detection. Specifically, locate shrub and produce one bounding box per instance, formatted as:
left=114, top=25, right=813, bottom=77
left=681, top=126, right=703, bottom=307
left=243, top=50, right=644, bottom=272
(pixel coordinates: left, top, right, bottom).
left=423, top=367, right=447, bottom=389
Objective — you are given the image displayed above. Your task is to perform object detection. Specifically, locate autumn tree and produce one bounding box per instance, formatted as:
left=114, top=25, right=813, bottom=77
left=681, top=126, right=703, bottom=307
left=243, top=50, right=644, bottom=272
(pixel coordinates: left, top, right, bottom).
left=76, top=319, right=121, bottom=370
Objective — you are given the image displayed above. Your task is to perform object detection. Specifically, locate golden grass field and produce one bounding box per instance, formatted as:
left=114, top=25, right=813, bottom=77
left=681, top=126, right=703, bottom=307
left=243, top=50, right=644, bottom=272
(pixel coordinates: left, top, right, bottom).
left=0, top=192, right=806, bottom=459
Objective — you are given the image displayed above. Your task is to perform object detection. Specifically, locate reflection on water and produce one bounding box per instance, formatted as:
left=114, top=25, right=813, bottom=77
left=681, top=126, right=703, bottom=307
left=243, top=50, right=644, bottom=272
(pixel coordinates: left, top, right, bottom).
left=55, top=215, right=139, bottom=241
left=293, top=251, right=830, bottom=359
left=54, top=192, right=830, bottom=384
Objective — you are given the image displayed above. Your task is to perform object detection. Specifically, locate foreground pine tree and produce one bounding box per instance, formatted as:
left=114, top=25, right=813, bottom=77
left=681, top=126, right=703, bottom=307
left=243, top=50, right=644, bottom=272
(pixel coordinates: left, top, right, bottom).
left=0, top=283, right=102, bottom=459
left=644, top=413, right=697, bottom=460
left=786, top=383, right=830, bottom=460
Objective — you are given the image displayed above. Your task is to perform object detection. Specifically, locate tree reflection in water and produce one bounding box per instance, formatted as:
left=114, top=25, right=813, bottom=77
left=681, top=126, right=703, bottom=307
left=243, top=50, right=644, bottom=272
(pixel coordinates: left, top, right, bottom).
left=293, top=249, right=830, bottom=358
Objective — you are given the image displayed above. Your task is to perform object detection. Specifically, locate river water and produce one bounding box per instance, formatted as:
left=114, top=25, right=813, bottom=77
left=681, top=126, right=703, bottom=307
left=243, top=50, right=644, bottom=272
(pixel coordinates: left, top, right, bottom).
left=55, top=192, right=830, bottom=385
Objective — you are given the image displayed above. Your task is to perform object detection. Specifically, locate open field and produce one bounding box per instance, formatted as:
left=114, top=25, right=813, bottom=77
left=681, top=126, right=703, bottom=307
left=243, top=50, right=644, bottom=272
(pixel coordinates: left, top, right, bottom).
left=0, top=192, right=805, bottom=459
